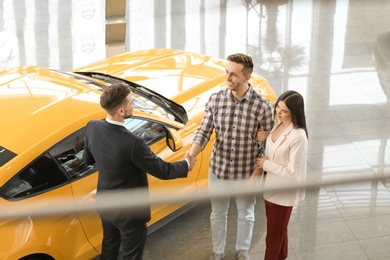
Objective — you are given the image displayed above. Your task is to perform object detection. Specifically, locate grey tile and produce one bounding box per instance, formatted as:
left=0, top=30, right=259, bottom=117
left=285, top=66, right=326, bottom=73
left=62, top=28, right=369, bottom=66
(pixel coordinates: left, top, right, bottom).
left=357, top=146, right=390, bottom=165
left=347, top=215, right=390, bottom=240
left=292, top=240, right=369, bottom=260
left=288, top=221, right=356, bottom=248
left=338, top=118, right=390, bottom=136
left=325, top=181, right=390, bottom=220
left=307, top=150, right=368, bottom=170
left=329, top=103, right=384, bottom=122
left=307, top=136, right=355, bottom=154
left=290, top=201, right=344, bottom=224
left=359, top=235, right=390, bottom=260
left=306, top=123, right=345, bottom=139
left=306, top=110, right=337, bottom=126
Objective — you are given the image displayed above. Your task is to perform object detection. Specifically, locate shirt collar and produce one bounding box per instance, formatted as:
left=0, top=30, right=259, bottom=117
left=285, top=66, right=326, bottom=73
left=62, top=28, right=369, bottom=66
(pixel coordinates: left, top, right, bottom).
left=226, top=82, right=253, bottom=101
left=243, top=83, right=253, bottom=100
left=105, top=117, right=126, bottom=127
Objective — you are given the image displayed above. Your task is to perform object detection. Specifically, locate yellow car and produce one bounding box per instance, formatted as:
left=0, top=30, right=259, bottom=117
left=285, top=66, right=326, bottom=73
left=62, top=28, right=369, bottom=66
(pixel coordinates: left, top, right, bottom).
left=0, top=48, right=275, bottom=260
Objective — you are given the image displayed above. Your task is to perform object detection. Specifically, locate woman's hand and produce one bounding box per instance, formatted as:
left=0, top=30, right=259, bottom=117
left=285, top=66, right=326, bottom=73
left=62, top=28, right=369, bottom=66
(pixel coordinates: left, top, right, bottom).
left=256, top=156, right=268, bottom=169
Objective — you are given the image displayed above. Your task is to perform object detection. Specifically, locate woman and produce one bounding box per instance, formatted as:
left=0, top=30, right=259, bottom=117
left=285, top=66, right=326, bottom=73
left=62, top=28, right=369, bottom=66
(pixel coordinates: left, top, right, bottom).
left=255, top=90, right=308, bottom=260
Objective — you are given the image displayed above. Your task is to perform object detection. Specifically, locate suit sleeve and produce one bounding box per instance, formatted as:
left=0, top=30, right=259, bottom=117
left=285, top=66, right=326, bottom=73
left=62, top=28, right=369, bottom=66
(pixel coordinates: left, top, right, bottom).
left=131, top=137, right=188, bottom=180
left=83, top=126, right=95, bottom=165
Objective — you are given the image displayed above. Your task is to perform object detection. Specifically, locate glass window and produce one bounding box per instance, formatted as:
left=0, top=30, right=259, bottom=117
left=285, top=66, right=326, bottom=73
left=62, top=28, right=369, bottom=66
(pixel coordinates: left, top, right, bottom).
left=1, top=154, right=69, bottom=199
left=124, top=118, right=166, bottom=144
left=50, top=128, right=97, bottom=180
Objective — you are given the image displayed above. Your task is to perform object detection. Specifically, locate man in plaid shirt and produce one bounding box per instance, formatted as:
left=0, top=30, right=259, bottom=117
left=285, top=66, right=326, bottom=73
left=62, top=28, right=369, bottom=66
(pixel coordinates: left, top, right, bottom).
left=190, top=53, right=274, bottom=260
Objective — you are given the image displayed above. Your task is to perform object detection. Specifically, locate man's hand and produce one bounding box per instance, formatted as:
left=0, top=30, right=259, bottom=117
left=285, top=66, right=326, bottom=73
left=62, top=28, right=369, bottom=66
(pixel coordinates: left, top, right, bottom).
left=185, top=151, right=197, bottom=171
left=257, top=128, right=270, bottom=142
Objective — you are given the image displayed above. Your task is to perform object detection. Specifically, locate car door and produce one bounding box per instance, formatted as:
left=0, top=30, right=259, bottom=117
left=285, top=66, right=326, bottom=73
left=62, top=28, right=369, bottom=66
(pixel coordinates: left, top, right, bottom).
left=68, top=173, right=101, bottom=251
left=0, top=152, right=98, bottom=260
left=49, top=128, right=102, bottom=252
left=124, top=117, right=201, bottom=225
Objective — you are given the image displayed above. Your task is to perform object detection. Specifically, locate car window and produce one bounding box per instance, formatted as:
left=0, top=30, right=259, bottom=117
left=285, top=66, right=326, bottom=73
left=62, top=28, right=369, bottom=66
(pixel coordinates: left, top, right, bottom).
left=0, top=146, right=17, bottom=167
left=1, top=154, right=69, bottom=199
left=50, top=128, right=97, bottom=180
left=125, top=118, right=166, bottom=144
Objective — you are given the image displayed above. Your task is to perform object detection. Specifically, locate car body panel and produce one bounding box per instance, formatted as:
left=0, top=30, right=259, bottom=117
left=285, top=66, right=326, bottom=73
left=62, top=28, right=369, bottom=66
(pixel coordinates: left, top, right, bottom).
left=0, top=185, right=98, bottom=260
left=0, top=49, right=275, bottom=259
left=69, top=172, right=101, bottom=252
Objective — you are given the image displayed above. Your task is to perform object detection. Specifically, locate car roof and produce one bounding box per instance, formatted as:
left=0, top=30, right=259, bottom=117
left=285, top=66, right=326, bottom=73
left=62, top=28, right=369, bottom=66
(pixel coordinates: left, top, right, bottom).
left=75, top=48, right=275, bottom=118
left=75, top=48, right=229, bottom=104
left=0, top=66, right=105, bottom=157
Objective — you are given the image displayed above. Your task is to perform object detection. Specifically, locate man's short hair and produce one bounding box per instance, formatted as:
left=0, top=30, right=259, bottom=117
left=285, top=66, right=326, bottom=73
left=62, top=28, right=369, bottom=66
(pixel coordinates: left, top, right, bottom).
left=100, top=82, right=131, bottom=113
left=227, top=53, right=254, bottom=76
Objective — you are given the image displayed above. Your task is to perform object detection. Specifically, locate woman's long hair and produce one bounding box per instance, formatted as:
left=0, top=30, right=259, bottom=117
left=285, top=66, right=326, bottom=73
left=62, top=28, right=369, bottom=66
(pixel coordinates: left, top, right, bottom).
left=275, top=90, right=308, bottom=138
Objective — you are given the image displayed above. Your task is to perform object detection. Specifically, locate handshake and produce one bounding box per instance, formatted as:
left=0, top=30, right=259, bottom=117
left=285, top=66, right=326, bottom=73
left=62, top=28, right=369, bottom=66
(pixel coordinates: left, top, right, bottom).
left=185, top=151, right=197, bottom=171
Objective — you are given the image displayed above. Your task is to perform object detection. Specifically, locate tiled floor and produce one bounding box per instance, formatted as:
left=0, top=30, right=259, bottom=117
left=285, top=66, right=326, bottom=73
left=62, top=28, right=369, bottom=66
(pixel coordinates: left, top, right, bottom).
left=2, top=0, right=390, bottom=259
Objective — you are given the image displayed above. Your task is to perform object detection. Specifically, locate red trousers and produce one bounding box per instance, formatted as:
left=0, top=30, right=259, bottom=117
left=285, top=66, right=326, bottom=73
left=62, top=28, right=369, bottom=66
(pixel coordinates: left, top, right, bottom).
left=264, top=200, right=293, bottom=260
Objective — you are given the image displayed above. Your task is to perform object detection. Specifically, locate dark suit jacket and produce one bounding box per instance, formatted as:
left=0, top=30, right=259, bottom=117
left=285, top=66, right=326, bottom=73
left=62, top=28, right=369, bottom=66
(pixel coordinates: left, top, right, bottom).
left=83, top=119, right=188, bottom=222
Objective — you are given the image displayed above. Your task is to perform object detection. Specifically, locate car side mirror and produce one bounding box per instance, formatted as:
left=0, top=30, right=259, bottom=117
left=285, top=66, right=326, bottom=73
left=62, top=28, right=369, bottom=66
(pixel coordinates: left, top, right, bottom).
left=166, top=128, right=183, bottom=152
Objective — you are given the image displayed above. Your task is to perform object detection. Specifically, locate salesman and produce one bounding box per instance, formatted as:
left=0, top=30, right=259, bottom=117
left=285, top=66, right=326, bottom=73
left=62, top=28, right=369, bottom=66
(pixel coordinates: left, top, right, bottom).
left=83, top=82, right=196, bottom=260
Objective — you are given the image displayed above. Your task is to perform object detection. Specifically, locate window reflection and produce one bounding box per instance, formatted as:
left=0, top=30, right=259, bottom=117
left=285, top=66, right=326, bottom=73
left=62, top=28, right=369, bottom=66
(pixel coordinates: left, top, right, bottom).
left=124, top=117, right=166, bottom=144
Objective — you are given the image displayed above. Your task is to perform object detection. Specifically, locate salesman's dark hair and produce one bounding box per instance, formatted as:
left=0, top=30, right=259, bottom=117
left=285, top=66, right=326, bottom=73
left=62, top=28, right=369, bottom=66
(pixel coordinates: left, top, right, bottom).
left=100, top=82, right=131, bottom=113
left=275, top=90, right=308, bottom=138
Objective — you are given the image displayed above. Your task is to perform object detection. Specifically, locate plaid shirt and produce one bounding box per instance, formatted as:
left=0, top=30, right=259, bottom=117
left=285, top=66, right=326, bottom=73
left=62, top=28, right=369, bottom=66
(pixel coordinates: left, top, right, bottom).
left=193, top=85, right=274, bottom=180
